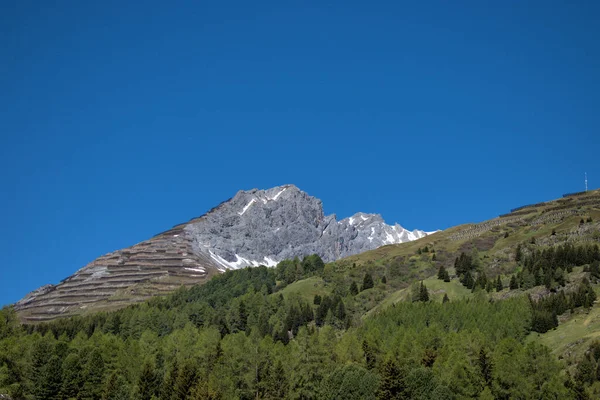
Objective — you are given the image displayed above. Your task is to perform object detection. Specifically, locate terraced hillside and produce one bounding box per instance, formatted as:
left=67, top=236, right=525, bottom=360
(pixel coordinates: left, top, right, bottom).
left=15, top=227, right=218, bottom=322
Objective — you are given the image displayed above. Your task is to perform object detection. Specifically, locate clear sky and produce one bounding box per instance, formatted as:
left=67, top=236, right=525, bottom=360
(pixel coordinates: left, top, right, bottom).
left=1, top=1, right=599, bottom=306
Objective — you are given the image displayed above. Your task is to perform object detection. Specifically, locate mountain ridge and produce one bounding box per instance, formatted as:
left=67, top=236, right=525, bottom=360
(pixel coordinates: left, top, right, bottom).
left=15, top=184, right=433, bottom=321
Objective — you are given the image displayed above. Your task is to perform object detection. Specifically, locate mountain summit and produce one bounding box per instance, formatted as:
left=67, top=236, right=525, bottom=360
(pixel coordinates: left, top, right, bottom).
left=16, top=184, right=433, bottom=321
left=188, top=184, right=432, bottom=270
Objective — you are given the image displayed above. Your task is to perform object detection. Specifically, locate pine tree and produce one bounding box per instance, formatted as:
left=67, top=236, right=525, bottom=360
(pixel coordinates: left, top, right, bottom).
left=381, top=275, right=387, bottom=284
left=80, top=348, right=105, bottom=400
left=136, top=360, right=158, bottom=400
left=264, top=360, right=288, bottom=399
left=37, top=354, right=62, bottom=400
left=349, top=282, right=359, bottom=296
left=60, top=353, right=83, bottom=399
left=516, top=244, right=523, bottom=262
left=509, top=275, right=519, bottom=290
left=362, top=340, right=377, bottom=370
left=103, top=371, right=130, bottom=400
left=478, top=348, right=493, bottom=387
left=496, top=275, right=503, bottom=291
left=419, top=281, right=429, bottom=302
left=461, top=271, right=474, bottom=289
left=160, top=359, right=178, bottom=400
left=442, top=294, right=450, bottom=303
left=361, top=273, right=374, bottom=291
left=173, top=361, right=198, bottom=400
left=377, top=358, right=406, bottom=399
left=313, top=294, right=322, bottom=305
left=437, top=266, right=450, bottom=282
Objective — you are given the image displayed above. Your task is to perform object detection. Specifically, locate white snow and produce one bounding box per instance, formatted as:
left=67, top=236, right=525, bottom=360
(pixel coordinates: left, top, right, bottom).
left=209, top=251, right=232, bottom=271
left=384, top=231, right=396, bottom=244
left=173, top=234, right=179, bottom=237
left=349, top=217, right=355, bottom=225
left=209, top=251, right=277, bottom=270
left=239, top=198, right=257, bottom=215
left=368, top=227, right=375, bottom=242
left=184, top=267, right=205, bottom=273
left=360, top=215, right=368, bottom=221
left=263, top=257, right=278, bottom=267
left=268, top=187, right=287, bottom=201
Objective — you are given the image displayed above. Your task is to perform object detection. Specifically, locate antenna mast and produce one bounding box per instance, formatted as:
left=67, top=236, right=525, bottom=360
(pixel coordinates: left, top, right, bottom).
left=585, top=172, right=588, bottom=192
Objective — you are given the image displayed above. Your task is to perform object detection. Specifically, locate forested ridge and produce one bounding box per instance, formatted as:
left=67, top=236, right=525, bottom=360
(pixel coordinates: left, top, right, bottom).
left=3, top=239, right=600, bottom=398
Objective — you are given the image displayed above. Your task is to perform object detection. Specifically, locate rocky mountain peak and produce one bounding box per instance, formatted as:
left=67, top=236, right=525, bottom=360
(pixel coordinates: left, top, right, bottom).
left=185, top=185, right=432, bottom=269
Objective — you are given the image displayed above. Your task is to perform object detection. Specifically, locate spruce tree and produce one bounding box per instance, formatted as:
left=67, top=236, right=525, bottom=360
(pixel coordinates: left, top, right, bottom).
left=136, top=360, right=158, bottom=400
left=515, top=244, right=523, bottom=262
left=496, top=276, right=503, bottom=291
left=442, top=294, right=450, bottom=303
left=173, top=361, right=197, bottom=400
left=103, top=372, right=130, bottom=400
left=381, top=275, right=387, bottom=284
left=361, top=273, right=374, bottom=291
left=80, top=348, right=105, bottom=400
left=437, top=265, right=450, bottom=282
left=419, top=281, right=429, bottom=302
left=509, top=275, right=518, bottom=290
left=60, top=353, right=83, bottom=400
left=377, top=358, right=406, bottom=399
left=478, top=348, right=493, bottom=387
left=349, top=282, right=359, bottom=296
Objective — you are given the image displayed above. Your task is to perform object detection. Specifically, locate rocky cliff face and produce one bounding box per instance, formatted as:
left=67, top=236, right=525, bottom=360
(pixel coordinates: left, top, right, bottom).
left=15, top=185, right=434, bottom=321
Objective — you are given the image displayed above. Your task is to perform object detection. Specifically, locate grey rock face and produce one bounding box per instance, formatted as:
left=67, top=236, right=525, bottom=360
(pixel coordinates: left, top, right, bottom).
left=185, top=184, right=433, bottom=269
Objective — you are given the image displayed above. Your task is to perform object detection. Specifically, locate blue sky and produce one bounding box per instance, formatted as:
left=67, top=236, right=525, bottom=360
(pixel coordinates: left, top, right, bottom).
left=1, top=1, right=599, bottom=306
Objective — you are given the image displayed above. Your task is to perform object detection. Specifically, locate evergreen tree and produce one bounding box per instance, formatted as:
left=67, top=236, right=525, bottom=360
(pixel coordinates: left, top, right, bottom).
left=361, top=273, right=374, bottom=291
left=478, top=348, right=493, bottom=387
left=136, top=360, right=159, bottom=400
left=381, top=275, right=387, bottom=284
left=437, top=266, right=450, bottom=282
left=516, top=244, right=523, bottom=262
left=264, top=360, right=288, bottom=399
left=349, top=282, right=359, bottom=296
left=161, top=359, right=178, bottom=400
left=509, top=275, right=519, bottom=290
left=103, top=372, right=130, bottom=400
left=60, top=352, right=83, bottom=399
left=419, top=281, right=429, bottom=302
left=460, top=271, right=474, bottom=289
left=496, top=275, right=503, bottom=292
left=442, top=294, right=450, bottom=303
left=377, top=358, right=406, bottom=400
left=80, top=348, right=105, bottom=400
left=173, top=361, right=198, bottom=400
left=313, top=294, right=322, bottom=305
left=37, top=354, right=62, bottom=400
left=362, top=340, right=377, bottom=370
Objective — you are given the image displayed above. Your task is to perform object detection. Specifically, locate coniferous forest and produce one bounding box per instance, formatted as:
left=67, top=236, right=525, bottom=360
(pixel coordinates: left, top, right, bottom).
left=3, top=241, right=600, bottom=399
